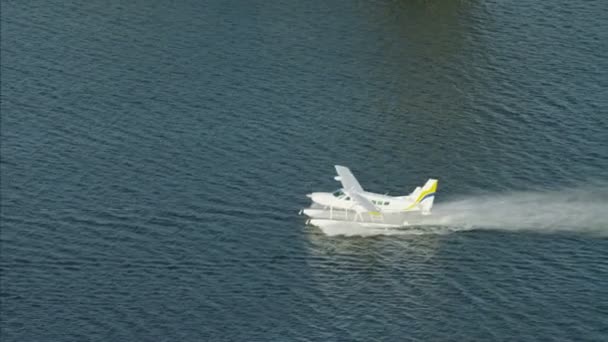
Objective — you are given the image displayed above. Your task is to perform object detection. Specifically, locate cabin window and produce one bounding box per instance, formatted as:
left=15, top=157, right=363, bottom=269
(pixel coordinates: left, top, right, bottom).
left=345, top=197, right=351, bottom=201
left=384, top=202, right=390, bottom=206
left=332, top=190, right=344, bottom=197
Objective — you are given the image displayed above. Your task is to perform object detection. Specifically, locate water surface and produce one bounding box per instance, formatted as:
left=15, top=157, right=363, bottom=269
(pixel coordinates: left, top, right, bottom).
left=2, top=0, right=608, bottom=340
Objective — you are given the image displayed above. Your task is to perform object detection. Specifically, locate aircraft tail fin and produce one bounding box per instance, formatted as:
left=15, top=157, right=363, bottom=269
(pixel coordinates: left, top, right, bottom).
left=417, top=179, right=438, bottom=214
left=404, top=179, right=438, bottom=214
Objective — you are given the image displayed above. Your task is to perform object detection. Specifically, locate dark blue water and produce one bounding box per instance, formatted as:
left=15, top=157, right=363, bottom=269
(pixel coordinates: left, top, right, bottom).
left=2, top=0, right=608, bottom=340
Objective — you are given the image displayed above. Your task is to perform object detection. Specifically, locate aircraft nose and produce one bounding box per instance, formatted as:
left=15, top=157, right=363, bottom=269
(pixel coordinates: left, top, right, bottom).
left=307, top=192, right=332, bottom=205
left=307, top=192, right=322, bottom=200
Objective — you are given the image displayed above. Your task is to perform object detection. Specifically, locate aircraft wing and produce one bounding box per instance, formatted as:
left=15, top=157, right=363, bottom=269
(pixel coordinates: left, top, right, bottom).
left=335, top=165, right=364, bottom=192
left=347, top=191, right=379, bottom=213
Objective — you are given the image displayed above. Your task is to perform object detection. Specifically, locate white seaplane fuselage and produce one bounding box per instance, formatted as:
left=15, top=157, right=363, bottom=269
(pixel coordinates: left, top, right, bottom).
left=301, top=165, right=438, bottom=229
left=306, top=189, right=414, bottom=214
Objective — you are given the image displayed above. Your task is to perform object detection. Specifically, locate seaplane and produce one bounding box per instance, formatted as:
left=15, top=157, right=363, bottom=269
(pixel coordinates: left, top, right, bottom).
left=300, top=165, right=438, bottom=229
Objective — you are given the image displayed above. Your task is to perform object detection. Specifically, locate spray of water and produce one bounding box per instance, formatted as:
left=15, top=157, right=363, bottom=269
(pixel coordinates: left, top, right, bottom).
left=427, top=184, right=608, bottom=235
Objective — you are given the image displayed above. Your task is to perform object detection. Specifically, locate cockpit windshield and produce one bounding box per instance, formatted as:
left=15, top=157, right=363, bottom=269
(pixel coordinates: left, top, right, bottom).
left=332, top=189, right=345, bottom=197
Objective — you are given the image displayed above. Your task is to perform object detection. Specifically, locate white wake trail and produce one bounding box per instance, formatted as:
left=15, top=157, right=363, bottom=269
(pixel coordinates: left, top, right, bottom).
left=429, top=184, right=608, bottom=235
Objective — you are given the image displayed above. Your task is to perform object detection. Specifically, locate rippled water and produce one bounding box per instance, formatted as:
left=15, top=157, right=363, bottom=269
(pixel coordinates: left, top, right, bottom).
left=2, top=0, right=608, bottom=340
